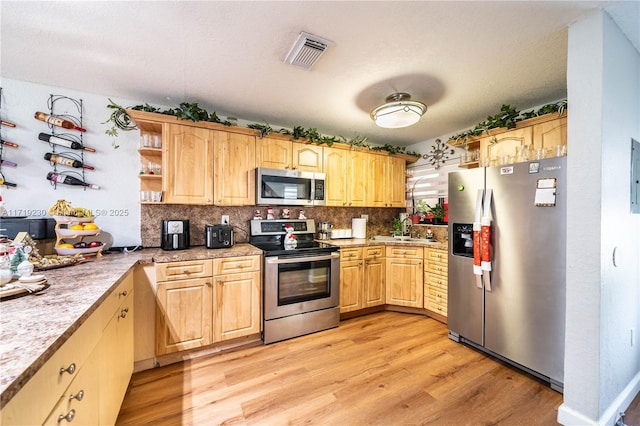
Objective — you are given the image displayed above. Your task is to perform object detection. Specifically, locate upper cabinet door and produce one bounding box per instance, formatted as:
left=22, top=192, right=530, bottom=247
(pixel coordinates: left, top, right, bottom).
left=213, top=131, right=256, bottom=205
left=256, top=137, right=291, bottom=169
left=323, top=146, right=349, bottom=206
left=481, top=127, right=533, bottom=164
left=386, top=156, right=406, bottom=208
left=163, top=124, right=214, bottom=205
left=533, top=116, right=567, bottom=152
left=348, top=151, right=368, bottom=207
left=292, top=142, right=323, bottom=172
left=367, top=154, right=388, bottom=207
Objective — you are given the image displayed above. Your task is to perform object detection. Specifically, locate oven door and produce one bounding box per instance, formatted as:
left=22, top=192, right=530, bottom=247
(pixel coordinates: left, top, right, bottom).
left=264, top=251, right=340, bottom=320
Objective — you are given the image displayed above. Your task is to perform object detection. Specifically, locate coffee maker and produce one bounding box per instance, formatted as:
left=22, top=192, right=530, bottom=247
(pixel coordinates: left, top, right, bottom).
left=161, top=219, right=190, bottom=250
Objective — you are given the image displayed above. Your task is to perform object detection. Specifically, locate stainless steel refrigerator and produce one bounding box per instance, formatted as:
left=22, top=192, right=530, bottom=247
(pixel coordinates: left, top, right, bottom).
left=448, top=156, right=566, bottom=392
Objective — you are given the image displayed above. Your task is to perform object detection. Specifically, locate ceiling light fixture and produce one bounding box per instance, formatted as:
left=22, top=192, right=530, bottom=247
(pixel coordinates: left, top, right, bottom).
left=370, top=92, right=427, bottom=128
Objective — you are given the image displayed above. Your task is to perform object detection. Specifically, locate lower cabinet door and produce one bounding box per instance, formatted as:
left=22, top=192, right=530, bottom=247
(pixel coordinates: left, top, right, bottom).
left=340, top=259, right=363, bottom=313
left=385, top=258, right=423, bottom=307
left=214, top=271, right=261, bottom=341
left=157, top=278, right=213, bottom=355
left=364, top=258, right=385, bottom=307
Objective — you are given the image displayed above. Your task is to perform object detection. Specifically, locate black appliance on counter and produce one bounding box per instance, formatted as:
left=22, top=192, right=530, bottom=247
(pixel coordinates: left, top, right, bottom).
left=205, top=224, right=234, bottom=249
left=161, top=219, right=190, bottom=250
left=0, top=217, right=56, bottom=240
left=249, top=219, right=340, bottom=344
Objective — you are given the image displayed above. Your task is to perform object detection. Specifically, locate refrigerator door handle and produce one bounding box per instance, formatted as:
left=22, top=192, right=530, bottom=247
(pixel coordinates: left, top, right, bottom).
left=473, top=189, right=484, bottom=289
left=482, top=189, right=493, bottom=291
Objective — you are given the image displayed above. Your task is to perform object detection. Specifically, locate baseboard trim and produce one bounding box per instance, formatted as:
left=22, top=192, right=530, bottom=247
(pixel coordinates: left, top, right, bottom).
left=558, top=370, right=640, bottom=425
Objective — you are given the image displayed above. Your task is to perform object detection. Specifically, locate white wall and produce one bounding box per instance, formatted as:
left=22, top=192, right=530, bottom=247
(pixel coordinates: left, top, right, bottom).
left=558, top=9, right=640, bottom=426
left=0, top=78, right=155, bottom=247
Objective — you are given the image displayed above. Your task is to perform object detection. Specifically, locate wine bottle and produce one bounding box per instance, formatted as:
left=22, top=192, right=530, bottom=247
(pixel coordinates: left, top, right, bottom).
left=38, top=133, right=96, bottom=152
left=46, top=172, right=99, bottom=189
left=0, top=139, right=18, bottom=148
left=44, top=152, right=94, bottom=170
left=0, top=159, right=17, bottom=167
left=35, top=111, right=86, bottom=132
left=1, top=120, right=16, bottom=128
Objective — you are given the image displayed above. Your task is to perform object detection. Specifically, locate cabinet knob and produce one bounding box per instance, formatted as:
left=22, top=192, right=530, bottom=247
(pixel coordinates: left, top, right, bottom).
left=58, top=409, right=75, bottom=423
left=183, top=269, right=190, bottom=274
left=118, top=290, right=128, bottom=297
left=69, top=390, right=84, bottom=402
left=59, top=363, right=76, bottom=376
left=119, top=307, right=129, bottom=318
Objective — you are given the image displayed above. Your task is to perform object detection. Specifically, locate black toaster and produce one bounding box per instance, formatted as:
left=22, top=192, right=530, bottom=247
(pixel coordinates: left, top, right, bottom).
left=205, top=224, right=234, bottom=249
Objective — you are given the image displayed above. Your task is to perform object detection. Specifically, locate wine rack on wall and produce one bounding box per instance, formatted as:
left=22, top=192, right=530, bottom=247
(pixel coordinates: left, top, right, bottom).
left=38, top=94, right=98, bottom=190
left=0, top=87, right=19, bottom=188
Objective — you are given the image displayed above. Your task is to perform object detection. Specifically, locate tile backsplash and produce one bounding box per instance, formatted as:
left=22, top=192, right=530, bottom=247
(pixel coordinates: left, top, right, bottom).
left=142, top=205, right=410, bottom=248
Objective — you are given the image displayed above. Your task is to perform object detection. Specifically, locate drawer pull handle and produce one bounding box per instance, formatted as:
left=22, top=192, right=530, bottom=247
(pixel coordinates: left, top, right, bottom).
left=120, top=307, right=129, bottom=318
left=118, top=290, right=128, bottom=297
left=183, top=269, right=190, bottom=274
left=59, top=363, right=76, bottom=376
left=69, top=390, right=84, bottom=402
left=58, top=409, right=75, bottom=423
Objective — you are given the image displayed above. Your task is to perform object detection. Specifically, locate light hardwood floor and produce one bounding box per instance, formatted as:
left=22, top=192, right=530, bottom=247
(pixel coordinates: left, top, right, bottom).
left=117, top=311, right=564, bottom=425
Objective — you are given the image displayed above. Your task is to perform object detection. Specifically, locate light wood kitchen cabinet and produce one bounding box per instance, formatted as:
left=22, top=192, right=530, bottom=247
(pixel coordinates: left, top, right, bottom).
left=257, top=137, right=323, bottom=172
left=323, top=146, right=368, bottom=207
left=339, top=247, right=363, bottom=313
left=424, top=247, right=448, bottom=319
left=363, top=246, right=386, bottom=307
left=480, top=127, right=533, bottom=164
left=155, top=256, right=261, bottom=354
left=533, top=115, right=567, bottom=152
left=385, top=246, right=423, bottom=308
left=339, top=246, right=385, bottom=313
left=212, top=255, right=261, bottom=341
left=213, top=130, right=256, bottom=205
left=1, top=272, right=134, bottom=426
left=156, top=259, right=214, bottom=355
left=163, top=123, right=215, bottom=204
left=368, top=154, right=406, bottom=208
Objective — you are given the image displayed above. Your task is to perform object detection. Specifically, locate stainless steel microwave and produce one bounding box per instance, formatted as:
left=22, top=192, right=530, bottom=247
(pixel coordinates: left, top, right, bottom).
left=256, top=167, right=326, bottom=206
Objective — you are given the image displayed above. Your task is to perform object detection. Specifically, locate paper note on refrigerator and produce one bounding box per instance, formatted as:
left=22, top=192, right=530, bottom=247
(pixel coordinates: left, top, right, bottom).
left=535, top=188, right=556, bottom=206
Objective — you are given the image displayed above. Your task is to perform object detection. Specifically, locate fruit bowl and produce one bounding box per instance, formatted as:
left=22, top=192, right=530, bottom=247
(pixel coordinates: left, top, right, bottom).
left=56, top=227, right=101, bottom=237
left=52, top=215, right=95, bottom=223
left=55, top=245, right=103, bottom=256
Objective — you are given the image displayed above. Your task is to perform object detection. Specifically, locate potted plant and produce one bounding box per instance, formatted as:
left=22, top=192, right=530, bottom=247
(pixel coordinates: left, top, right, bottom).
left=427, top=203, right=447, bottom=225
left=392, top=217, right=403, bottom=236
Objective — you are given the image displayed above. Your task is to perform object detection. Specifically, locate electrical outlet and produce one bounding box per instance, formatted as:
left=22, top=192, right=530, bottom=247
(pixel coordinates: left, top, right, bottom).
left=221, top=215, right=229, bottom=225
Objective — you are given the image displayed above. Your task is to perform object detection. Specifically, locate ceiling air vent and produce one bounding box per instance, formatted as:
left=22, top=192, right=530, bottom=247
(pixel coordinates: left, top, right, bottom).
left=284, top=31, right=333, bottom=70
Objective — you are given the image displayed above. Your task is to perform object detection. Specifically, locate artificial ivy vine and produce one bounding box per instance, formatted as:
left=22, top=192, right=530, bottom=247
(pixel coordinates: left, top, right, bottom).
left=103, top=99, right=421, bottom=157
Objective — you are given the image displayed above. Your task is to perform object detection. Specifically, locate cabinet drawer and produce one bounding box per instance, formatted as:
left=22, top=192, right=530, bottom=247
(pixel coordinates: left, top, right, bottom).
left=425, top=296, right=448, bottom=316
left=156, top=259, right=213, bottom=281
left=426, top=261, right=448, bottom=277
left=340, top=247, right=362, bottom=261
left=425, top=272, right=447, bottom=291
left=426, top=248, right=448, bottom=263
left=385, top=246, right=423, bottom=258
left=100, top=271, right=134, bottom=329
left=213, top=255, right=261, bottom=275
left=363, top=246, right=384, bottom=259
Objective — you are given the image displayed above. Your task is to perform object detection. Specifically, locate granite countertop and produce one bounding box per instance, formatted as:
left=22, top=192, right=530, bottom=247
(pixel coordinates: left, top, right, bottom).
left=324, top=238, right=448, bottom=251
left=0, top=243, right=263, bottom=408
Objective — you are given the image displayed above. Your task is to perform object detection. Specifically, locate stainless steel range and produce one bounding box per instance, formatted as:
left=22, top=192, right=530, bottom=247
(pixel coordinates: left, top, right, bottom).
left=249, top=219, right=340, bottom=344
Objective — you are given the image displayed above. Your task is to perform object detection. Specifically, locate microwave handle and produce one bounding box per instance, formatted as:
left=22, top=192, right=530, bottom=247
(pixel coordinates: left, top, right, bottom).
left=266, top=252, right=339, bottom=264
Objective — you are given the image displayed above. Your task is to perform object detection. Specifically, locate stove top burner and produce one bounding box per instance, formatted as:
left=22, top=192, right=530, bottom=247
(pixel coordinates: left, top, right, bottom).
left=249, top=218, right=338, bottom=256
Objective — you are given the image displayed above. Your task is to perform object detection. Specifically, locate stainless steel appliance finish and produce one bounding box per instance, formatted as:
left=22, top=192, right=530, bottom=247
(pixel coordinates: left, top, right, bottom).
left=205, top=224, right=234, bottom=249
left=448, top=157, right=567, bottom=392
left=256, top=167, right=326, bottom=206
left=161, top=219, right=190, bottom=250
left=250, top=218, right=340, bottom=344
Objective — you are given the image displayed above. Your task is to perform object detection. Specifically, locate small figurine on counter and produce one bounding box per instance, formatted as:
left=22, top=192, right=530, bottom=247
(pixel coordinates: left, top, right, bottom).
left=298, top=209, right=306, bottom=219
left=253, top=209, right=262, bottom=220
left=266, top=208, right=275, bottom=220
left=283, top=224, right=297, bottom=249
left=426, top=226, right=434, bottom=240
left=281, top=208, right=290, bottom=219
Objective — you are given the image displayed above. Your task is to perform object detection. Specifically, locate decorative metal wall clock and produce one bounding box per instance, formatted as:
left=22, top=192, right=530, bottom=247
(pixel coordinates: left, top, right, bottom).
left=422, top=138, right=455, bottom=169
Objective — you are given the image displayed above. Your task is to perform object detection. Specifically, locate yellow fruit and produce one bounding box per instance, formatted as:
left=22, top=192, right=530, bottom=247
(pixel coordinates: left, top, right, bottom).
left=83, top=223, right=99, bottom=230
left=69, top=224, right=84, bottom=230
left=58, top=244, right=74, bottom=249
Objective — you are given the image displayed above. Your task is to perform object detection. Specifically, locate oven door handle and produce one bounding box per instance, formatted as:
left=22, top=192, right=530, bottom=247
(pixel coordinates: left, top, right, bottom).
left=266, top=252, right=340, bottom=264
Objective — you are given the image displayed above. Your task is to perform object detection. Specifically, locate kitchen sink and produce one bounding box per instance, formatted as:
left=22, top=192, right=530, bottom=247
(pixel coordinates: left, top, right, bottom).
left=370, top=235, right=440, bottom=244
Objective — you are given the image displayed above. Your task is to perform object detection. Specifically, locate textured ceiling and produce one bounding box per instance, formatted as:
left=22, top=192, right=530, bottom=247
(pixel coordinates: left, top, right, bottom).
left=1, top=1, right=638, bottom=147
